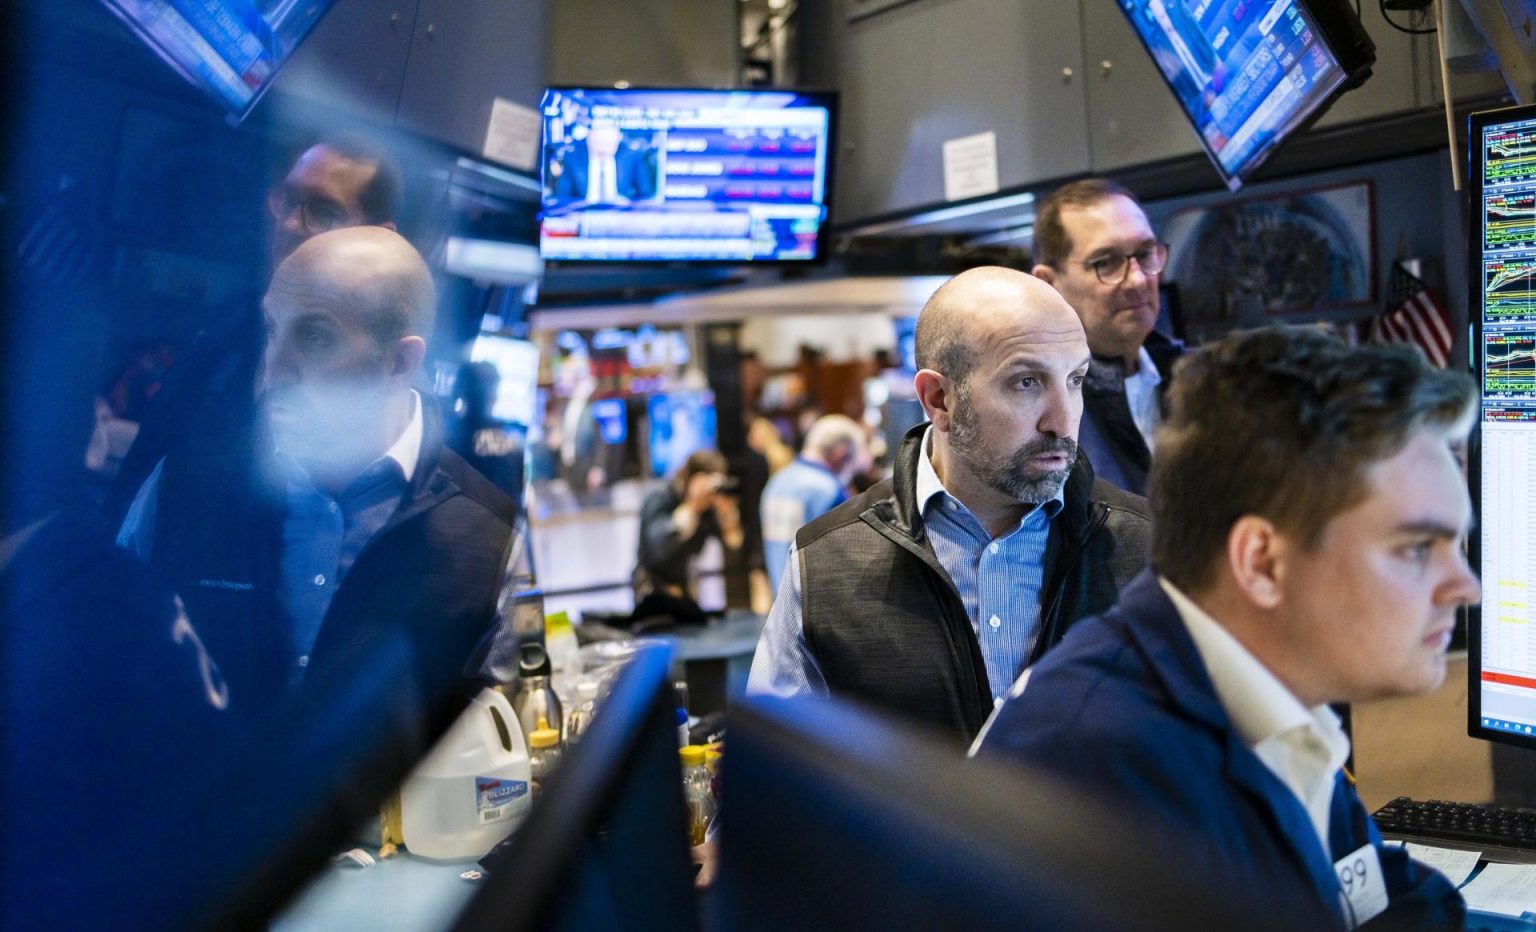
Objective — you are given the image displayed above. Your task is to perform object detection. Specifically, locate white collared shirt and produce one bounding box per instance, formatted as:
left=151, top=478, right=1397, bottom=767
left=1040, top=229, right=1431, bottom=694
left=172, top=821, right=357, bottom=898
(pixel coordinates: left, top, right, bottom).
left=1123, top=344, right=1163, bottom=453
left=1160, top=577, right=1351, bottom=855
left=382, top=389, right=424, bottom=483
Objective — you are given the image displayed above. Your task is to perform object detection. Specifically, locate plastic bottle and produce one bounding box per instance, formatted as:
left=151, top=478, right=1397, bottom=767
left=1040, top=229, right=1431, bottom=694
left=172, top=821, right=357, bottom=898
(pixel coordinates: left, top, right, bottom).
left=680, top=745, right=715, bottom=846
left=528, top=716, right=563, bottom=801
left=566, top=679, right=601, bottom=744
left=398, top=688, right=531, bottom=861
left=704, top=744, right=723, bottom=806
left=512, top=641, right=564, bottom=747
left=544, top=610, right=581, bottom=702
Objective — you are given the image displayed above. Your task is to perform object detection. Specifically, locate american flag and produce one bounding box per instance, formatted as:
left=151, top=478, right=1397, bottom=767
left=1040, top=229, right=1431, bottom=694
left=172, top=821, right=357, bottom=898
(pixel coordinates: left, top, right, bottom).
left=1359, top=261, right=1454, bottom=368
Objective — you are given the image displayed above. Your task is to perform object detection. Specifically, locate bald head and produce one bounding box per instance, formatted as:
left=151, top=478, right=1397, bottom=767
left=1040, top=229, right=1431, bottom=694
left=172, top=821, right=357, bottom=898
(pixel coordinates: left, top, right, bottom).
left=272, top=226, right=435, bottom=351
left=915, top=266, right=1083, bottom=385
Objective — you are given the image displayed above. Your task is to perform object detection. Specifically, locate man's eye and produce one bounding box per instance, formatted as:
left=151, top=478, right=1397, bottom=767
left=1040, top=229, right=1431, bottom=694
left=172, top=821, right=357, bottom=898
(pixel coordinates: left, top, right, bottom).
left=1068, top=374, right=1086, bottom=388
left=1402, top=541, right=1433, bottom=562
left=1015, top=377, right=1039, bottom=389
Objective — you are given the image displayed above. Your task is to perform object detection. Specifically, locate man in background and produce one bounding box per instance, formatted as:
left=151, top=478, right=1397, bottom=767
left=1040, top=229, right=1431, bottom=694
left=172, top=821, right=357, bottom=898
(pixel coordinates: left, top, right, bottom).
left=1031, top=179, right=1183, bottom=496
left=119, top=227, right=520, bottom=707
left=759, top=413, right=869, bottom=593
left=748, top=266, right=1150, bottom=743
left=108, top=135, right=404, bottom=520
left=976, top=327, right=1473, bottom=926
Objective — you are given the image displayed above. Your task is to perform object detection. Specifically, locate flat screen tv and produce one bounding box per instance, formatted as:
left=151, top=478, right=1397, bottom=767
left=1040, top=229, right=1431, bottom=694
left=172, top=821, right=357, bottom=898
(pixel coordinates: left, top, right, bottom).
left=98, top=0, right=336, bottom=120
left=539, top=87, right=836, bottom=263
left=1118, top=0, right=1375, bottom=190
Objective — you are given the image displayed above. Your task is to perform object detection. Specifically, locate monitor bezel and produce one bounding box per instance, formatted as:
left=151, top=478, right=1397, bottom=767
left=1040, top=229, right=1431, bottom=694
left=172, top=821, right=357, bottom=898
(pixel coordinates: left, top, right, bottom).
left=1466, top=102, right=1536, bottom=750
left=1114, top=0, right=1374, bottom=191
left=96, top=0, right=338, bottom=122
left=537, top=84, right=840, bottom=267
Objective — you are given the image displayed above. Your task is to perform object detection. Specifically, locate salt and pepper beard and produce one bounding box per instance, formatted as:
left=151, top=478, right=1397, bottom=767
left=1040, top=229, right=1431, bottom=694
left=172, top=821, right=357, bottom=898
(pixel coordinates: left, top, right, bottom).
left=948, top=382, right=1078, bottom=504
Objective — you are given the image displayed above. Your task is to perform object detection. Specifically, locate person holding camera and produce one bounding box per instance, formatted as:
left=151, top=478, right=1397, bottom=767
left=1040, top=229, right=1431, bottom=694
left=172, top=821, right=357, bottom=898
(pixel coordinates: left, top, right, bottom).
left=635, top=450, right=743, bottom=613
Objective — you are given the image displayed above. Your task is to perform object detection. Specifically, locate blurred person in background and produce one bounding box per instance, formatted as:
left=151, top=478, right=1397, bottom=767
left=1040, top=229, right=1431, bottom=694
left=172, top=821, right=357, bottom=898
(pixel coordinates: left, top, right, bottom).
left=760, top=414, right=870, bottom=593
left=635, top=449, right=744, bottom=624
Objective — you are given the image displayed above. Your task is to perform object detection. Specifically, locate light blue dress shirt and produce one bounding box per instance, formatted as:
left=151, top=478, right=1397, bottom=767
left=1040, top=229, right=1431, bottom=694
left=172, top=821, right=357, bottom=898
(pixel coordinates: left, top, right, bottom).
left=760, top=456, right=848, bottom=593
left=747, top=427, right=1061, bottom=703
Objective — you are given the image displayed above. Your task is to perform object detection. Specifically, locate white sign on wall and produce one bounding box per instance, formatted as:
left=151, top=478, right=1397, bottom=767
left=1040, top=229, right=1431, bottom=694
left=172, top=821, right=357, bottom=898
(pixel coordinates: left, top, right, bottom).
left=482, top=97, right=541, bottom=172
left=942, top=130, right=999, bottom=202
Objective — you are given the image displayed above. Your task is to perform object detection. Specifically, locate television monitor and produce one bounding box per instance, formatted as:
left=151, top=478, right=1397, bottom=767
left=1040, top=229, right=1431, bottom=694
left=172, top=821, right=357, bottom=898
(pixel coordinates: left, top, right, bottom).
left=1117, top=0, right=1375, bottom=190
left=1469, top=103, right=1536, bottom=747
left=716, top=696, right=1277, bottom=930
left=97, top=0, right=337, bottom=120
left=453, top=643, right=698, bottom=931
left=647, top=391, right=717, bottom=479
left=538, top=87, right=836, bottom=263
left=469, top=334, right=541, bottom=426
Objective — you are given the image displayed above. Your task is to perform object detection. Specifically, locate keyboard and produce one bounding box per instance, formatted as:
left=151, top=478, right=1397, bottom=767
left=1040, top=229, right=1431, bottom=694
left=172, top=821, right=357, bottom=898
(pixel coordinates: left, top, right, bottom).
left=1372, top=796, right=1536, bottom=864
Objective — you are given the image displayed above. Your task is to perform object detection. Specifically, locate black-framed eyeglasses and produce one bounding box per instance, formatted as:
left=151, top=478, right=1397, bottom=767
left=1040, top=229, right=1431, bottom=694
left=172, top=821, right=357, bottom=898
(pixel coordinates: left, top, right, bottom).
left=1081, top=242, right=1168, bottom=285
left=267, top=188, right=349, bottom=237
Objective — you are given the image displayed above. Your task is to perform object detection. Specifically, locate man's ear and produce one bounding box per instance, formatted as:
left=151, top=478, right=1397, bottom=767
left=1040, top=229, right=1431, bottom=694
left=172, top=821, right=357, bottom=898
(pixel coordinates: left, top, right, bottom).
left=378, top=221, right=398, bottom=233
left=391, top=335, right=427, bottom=381
left=1225, top=515, right=1284, bottom=610
left=1031, top=264, right=1056, bottom=285
left=914, top=369, right=956, bottom=433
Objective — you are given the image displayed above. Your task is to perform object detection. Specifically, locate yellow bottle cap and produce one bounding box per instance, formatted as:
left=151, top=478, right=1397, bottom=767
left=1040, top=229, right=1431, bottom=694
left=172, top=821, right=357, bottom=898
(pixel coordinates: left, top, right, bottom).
left=679, top=745, right=706, bottom=767
left=530, top=715, right=560, bottom=749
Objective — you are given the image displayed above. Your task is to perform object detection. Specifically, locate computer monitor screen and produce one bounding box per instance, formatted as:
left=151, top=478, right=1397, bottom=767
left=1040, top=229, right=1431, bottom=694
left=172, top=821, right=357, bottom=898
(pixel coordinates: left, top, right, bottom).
left=647, top=391, right=717, bottom=479
left=97, top=0, right=337, bottom=119
left=1471, top=104, right=1536, bottom=746
left=539, top=87, right=836, bottom=263
left=1117, top=0, right=1373, bottom=190
left=716, top=697, right=1271, bottom=930
left=469, top=335, right=541, bottom=426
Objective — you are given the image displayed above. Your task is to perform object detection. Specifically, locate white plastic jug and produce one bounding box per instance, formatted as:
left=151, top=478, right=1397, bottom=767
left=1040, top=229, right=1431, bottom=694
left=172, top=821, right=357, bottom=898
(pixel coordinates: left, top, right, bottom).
left=400, top=687, right=532, bottom=861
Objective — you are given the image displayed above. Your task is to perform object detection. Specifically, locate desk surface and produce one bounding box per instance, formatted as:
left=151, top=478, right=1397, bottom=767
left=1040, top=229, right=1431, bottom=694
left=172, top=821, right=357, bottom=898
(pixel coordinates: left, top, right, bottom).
left=639, top=611, right=765, bottom=662
left=273, top=851, right=478, bottom=931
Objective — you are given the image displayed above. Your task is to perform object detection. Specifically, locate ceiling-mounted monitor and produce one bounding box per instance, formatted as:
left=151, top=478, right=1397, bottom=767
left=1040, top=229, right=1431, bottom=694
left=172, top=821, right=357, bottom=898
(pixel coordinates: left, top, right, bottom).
left=98, top=0, right=337, bottom=120
left=1118, top=0, right=1375, bottom=190
left=539, top=87, right=837, bottom=263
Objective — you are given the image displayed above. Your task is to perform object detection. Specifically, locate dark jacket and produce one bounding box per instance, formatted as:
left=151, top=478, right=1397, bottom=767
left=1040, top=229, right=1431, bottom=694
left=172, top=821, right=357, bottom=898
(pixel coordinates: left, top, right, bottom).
left=1079, top=329, right=1184, bottom=496
left=148, top=401, right=521, bottom=711
left=793, top=423, right=1151, bottom=741
left=976, top=571, right=1464, bottom=929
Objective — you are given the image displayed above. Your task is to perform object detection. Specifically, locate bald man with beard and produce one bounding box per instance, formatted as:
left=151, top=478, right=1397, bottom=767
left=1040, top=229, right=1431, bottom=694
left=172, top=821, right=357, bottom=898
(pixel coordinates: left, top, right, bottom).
left=119, top=228, right=522, bottom=707
left=748, top=267, right=1152, bottom=743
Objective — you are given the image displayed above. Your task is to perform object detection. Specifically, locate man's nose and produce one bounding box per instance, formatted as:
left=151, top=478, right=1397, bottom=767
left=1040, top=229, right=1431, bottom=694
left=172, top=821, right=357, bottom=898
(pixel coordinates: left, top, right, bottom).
left=1442, top=552, right=1482, bottom=609
left=260, top=339, right=296, bottom=392
left=1038, top=383, right=1076, bottom=438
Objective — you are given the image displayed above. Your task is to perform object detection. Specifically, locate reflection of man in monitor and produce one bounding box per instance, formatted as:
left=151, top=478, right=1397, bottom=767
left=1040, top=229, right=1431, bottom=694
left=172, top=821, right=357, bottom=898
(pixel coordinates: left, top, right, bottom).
left=546, top=120, right=658, bottom=205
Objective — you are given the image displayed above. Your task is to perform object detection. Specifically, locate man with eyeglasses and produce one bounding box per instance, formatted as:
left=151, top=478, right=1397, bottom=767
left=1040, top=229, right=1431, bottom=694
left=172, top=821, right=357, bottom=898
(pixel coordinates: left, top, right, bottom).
left=1032, top=179, right=1182, bottom=497
left=268, top=136, right=402, bottom=266
left=108, top=136, right=403, bottom=521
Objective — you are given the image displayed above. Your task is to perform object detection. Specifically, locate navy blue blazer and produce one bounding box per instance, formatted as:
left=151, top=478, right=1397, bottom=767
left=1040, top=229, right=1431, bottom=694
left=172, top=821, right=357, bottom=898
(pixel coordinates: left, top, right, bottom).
left=975, top=570, right=1464, bottom=929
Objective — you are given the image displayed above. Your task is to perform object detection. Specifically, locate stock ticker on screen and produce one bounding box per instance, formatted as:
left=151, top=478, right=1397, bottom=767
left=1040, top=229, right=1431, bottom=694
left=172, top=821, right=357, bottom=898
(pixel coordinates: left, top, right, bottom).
left=1486, top=120, right=1536, bottom=186
left=1484, top=330, right=1536, bottom=396
left=1485, top=257, right=1536, bottom=321
left=538, top=88, right=833, bottom=263
left=1479, top=112, right=1536, bottom=730
left=1119, top=0, right=1348, bottom=188
left=1486, top=193, right=1536, bottom=251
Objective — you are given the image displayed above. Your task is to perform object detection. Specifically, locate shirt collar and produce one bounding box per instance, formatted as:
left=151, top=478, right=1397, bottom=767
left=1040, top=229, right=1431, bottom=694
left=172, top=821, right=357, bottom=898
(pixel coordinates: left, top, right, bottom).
left=914, top=426, right=1064, bottom=529
left=384, top=389, right=424, bottom=483
left=1158, top=576, right=1344, bottom=750
left=1125, top=344, right=1163, bottom=386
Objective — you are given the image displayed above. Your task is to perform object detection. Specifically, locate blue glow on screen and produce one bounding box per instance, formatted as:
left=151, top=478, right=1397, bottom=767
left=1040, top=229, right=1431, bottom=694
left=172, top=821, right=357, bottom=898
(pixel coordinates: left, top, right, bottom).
left=539, top=88, right=834, bottom=262
left=1119, top=0, right=1347, bottom=188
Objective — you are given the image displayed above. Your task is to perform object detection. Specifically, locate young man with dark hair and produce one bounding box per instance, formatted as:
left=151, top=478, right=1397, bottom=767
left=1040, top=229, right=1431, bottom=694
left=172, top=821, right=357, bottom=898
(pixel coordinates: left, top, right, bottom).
left=1031, top=178, right=1183, bottom=496
left=975, top=326, right=1475, bottom=927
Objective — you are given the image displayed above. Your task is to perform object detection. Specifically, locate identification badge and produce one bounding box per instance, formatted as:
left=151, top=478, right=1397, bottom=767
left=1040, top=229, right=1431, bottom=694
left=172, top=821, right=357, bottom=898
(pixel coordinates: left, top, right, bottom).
left=1335, top=843, right=1389, bottom=928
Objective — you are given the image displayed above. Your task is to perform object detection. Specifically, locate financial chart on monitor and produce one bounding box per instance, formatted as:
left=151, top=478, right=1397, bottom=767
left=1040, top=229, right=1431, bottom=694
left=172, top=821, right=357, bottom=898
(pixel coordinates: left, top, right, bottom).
left=1478, top=113, right=1536, bottom=737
